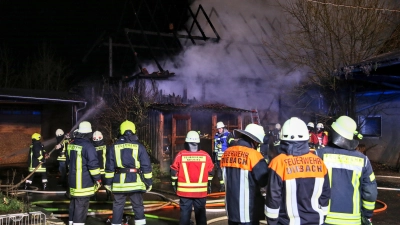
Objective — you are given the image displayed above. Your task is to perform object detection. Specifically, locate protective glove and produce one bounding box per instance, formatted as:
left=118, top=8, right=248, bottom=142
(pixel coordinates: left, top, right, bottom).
left=146, top=185, right=152, bottom=193
left=361, top=217, right=372, bottom=225
left=216, top=144, right=222, bottom=149
left=104, top=185, right=112, bottom=192
left=94, top=180, right=102, bottom=192
left=172, top=180, right=177, bottom=193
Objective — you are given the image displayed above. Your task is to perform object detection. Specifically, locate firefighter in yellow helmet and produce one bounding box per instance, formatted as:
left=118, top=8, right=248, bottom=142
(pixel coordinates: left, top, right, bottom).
left=316, top=116, right=377, bottom=225
left=105, top=120, right=152, bottom=225
left=25, top=133, right=49, bottom=190
left=170, top=130, right=214, bottom=225
left=67, top=121, right=101, bottom=225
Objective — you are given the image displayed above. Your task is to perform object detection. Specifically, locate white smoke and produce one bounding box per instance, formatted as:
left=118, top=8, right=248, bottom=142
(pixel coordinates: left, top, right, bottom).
left=145, top=0, right=307, bottom=111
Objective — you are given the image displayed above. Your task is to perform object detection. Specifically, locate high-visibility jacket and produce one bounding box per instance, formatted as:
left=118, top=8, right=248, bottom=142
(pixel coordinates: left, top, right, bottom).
left=57, top=139, right=69, bottom=162
left=316, top=131, right=328, bottom=147
left=265, top=140, right=331, bottom=225
left=95, top=144, right=107, bottom=174
left=221, top=139, right=269, bottom=223
left=170, top=149, right=214, bottom=198
left=67, top=137, right=101, bottom=197
left=316, top=146, right=377, bottom=225
left=309, top=131, right=319, bottom=146
left=105, top=134, right=152, bottom=193
left=214, top=129, right=231, bottom=161
left=28, top=140, right=46, bottom=173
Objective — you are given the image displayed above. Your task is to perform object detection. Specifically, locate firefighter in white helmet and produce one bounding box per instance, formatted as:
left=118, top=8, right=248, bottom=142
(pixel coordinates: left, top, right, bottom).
left=92, top=130, right=111, bottom=200
left=316, top=116, right=377, bottom=225
left=221, top=123, right=269, bottom=224
left=171, top=131, right=214, bottom=225
left=55, top=128, right=70, bottom=187
left=105, top=120, right=152, bottom=225
left=213, top=121, right=231, bottom=192
left=25, top=133, right=49, bottom=190
left=67, top=121, right=101, bottom=225
left=265, top=117, right=331, bottom=225
left=316, top=123, right=328, bottom=148
left=307, top=121, right=319, bottom=151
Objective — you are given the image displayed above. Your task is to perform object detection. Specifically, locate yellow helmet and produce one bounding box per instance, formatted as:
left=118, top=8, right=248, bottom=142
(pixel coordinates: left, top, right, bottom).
left=120, top=120, right=136, bottom=135
left=32, top=133, right=41, bottom=141
left=331, top=116, right=357, bottom=140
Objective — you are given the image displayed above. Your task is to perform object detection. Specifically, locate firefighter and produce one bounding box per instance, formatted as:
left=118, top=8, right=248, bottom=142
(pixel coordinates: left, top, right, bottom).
left=268, top=123, right=281, bottom=159
left=316, top=123, right=328, bottom=148
left=105, top=120, right=152, bottom=225
left=67, top=121, right=102, bottom=225
left=25, top=133, right=49, bottom=190
left=55, top=128, right=69, bottom=187
left=221, top=123, right=269, bottom=224
left=213, top=121, right=231, bottom=192
left=265, top=117, right=331, bottom=225
left=316, top=116, right=377, bottom=225
left=92, top=130, right=111, bottom=201
left=307, top=122, right=319, bottom=150
left=170, top=131, right=214, bottom=225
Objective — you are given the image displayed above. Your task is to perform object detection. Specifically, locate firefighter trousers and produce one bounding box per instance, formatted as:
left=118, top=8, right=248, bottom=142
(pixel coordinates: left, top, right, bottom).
left=112, top=192, right=145, bottom=225
left=179, top=197, right=207, bottom=225
left=68, top=197, right=90, bottom=225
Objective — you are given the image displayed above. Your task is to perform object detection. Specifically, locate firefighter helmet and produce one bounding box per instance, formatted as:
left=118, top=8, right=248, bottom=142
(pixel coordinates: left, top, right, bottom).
left=216, top=121, right=225, bottom=129
left=234, top=123, right=265, bottom=143
left=316, top=123, right=324, bottom=129
left=120, top=120, right=136, bottom=135
left=307, top=122, right=314, bottom=128
left=185, top=131, right=200, bottom=143
left=331, top=116, right=356, bottom=140
left=55, top=129, right=64, bottom=137
left=93, top=131, right=103, bottom=141
left=275, top=123, right=281, bottom=130
left=280, top=117, right=309, bottom=141
left=77, top=121, right=92, bottom=134
left=32, top=133, right=41, bottom=141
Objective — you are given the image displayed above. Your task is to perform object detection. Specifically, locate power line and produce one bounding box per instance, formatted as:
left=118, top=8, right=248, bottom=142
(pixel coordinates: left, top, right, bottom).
left=305, top=0, right=400, bottom=13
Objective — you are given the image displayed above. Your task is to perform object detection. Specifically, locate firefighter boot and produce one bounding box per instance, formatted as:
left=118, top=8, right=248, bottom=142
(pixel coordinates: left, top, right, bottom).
left=219, top=184, right=225, bottom=192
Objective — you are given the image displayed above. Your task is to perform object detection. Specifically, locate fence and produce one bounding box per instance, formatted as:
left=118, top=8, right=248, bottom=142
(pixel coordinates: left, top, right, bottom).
left=0, top=211, right=46, bottom=225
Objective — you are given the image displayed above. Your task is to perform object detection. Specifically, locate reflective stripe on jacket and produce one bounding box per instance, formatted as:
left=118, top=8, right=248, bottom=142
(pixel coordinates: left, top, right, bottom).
left=57, top=139, right=69, bottom=161
left=95, top=145, right=107, bottom=174
left=105, top=135, right=152, bottom=193
left=316, top=146, right=377, bottom=225
left=214, top=129, right=231, bottom=161
left=67, top=138, right=101, bottom=197
left=170, top=150, right=214, bottom=198
left=221, top=139, right=269, bottom=223
left=28, top=140, right=46, bottom=172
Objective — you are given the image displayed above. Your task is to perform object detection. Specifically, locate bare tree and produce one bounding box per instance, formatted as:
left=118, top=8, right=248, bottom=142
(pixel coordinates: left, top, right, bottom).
left=266, top=0, right=400, bottom=119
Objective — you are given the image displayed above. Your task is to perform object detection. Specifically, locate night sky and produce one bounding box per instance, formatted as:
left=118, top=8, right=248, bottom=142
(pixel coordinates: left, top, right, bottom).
left=0, top=0, right=190, bottom=82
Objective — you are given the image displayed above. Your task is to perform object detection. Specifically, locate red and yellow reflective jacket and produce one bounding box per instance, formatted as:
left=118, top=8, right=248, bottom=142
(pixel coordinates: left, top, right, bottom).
left=170, top=150, right=214, bottom=198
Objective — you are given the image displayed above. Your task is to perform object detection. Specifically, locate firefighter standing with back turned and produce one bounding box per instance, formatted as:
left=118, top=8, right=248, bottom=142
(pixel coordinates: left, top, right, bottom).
left=25, top=133, right=49, bottom=190
left=316, top=116, right=377, bottom=225
left=265, top=117, right=331, bottom=225
left=213, top=121, right=231, bottom=192
left=55, top=128, right=69, bottom=187
left=105, top=120, right=152, bottom=225
left=170, top=131, right=214, bottom=225
left=92, top=130, right=112, bottom=201
left=221, top=123, right=269, bottom=225
left=67, top=121, right=102, bottom=225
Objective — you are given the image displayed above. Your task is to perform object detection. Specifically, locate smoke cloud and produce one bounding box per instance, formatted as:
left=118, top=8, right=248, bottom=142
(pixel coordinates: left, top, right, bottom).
left=145, top=0, right=307, bottom=111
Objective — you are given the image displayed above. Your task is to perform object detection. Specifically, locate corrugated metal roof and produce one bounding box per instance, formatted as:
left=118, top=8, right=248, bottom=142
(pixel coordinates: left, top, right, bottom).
left=0, top=88, right=86, bottom=104
left=150, top=102, right=252, bottom=113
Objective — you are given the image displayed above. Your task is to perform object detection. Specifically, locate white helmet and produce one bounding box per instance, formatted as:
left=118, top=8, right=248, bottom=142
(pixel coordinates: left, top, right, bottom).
left=307, top=122, right=314, bottom=128
left=77, top=121, right=92, bottom=134
left=216, top=121, right=225, bottom=129
left=55, top=129, right=64, bottom=137
left=93, top=131, right=103, bottom=141
left=316, top=123, right=324, bottom=129
left=234, top=123, right=265, bottom=143
left=280, top=117, right=309, bottom=141
left=185, top=131, right=200, bottom=143
left=275, top=123, right=281, bottom=130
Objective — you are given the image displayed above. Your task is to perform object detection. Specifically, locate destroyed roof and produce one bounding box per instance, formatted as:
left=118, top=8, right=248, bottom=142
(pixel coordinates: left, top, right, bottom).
left=150, top=102, right=252, bottom=113
left=0, top=88, right=86, bottom=104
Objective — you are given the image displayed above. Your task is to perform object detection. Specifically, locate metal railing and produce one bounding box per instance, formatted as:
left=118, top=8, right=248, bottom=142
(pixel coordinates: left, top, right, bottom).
left=0, top=211, right=46, bottom=225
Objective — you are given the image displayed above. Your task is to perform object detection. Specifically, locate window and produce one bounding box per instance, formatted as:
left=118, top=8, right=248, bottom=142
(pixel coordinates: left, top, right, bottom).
left=358, top=116, right=381, bottom=137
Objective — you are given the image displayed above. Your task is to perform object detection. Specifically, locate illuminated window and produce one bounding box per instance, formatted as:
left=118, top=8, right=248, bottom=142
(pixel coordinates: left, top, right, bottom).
left=358, top=116, right=381, bottom=137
